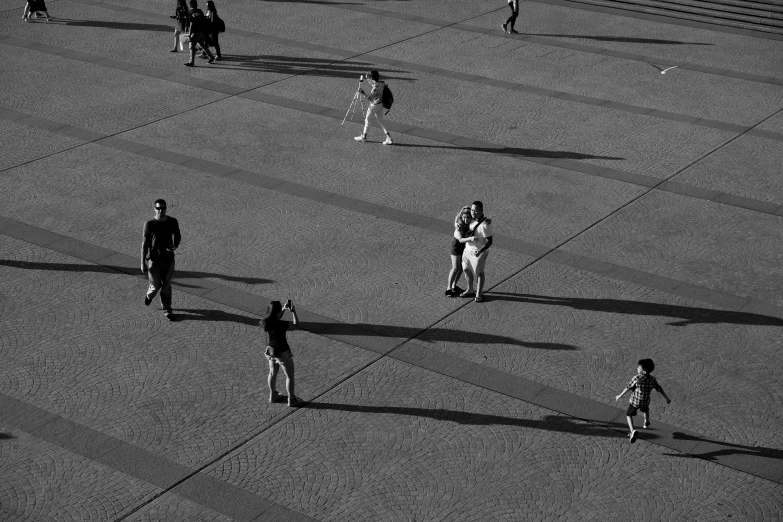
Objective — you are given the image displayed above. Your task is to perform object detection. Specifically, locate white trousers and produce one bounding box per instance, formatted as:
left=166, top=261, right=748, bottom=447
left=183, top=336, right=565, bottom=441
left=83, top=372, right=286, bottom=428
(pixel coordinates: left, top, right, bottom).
left=363, top=103, right=389, bottom=136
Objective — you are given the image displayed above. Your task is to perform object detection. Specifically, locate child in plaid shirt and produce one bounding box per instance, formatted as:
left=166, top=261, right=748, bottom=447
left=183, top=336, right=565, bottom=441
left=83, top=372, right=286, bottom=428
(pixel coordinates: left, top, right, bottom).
left=615, top=359, right=671, bottom=443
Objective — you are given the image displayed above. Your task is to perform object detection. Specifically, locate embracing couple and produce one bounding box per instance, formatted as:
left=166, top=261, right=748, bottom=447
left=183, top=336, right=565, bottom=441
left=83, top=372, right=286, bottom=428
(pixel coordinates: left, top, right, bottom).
left=446, top=201, right=493, bottom=303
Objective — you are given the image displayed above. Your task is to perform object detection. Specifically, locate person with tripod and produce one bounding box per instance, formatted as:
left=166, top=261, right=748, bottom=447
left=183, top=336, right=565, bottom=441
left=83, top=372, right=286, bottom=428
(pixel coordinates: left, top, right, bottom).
left=354, top=70, right=393, bottom=145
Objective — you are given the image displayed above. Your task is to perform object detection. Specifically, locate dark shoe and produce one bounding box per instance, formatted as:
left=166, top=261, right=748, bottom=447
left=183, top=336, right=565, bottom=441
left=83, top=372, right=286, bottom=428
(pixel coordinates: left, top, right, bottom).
left=164, top=310, right=176, bottom=321
left=214, top=55, right=222, bottom=61
left=643, top=421, right=650, bottom=429
left=452, top=286, right=464, bottom=295
left=208, top=56, right=215, bottom=64
left=459, top=291, right=475, bottom=298
left=445, top=289, right=455, bottom=297
left=144, top=295, right=152, bottom=306
left=288, top=396, right=305, bottom=407
left=475, top=295, right=484, bottom=302
left=269, top=391, right=284, bottom=403
left=169, top=48, right=178, bottom=52
left=509, top=29, right=519, bottom=34
left=184, top=62, right=194, bottom=67
left=629, top=430, right=638, bottom=443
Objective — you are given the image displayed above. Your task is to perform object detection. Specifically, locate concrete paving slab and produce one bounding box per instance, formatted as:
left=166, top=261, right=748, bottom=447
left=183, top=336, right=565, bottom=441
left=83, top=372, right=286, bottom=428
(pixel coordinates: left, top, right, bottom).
left=562, top=190, right=783, bottom=307
left=674, top=134, right=783, bottom=206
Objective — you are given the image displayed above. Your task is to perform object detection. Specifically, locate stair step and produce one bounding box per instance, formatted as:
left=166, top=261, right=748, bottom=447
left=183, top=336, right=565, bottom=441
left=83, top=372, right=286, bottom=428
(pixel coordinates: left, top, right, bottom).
left=574, top=0, right=783, bottom=32
left=655, top=0, right=783, bottom=19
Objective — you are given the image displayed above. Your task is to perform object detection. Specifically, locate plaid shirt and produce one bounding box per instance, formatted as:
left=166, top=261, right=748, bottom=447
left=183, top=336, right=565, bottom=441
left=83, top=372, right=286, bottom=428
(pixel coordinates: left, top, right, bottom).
left=627, top=373, right=663, bottom=407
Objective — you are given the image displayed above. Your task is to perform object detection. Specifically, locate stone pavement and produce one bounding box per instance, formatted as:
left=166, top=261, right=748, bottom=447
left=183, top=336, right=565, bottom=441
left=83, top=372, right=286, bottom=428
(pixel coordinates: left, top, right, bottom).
left=1, top=0, right=782, bottom=520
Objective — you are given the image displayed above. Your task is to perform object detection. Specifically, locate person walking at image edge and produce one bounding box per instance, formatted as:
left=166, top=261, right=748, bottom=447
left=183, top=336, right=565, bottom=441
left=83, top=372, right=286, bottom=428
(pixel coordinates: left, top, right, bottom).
left=263, top=300, right=304, bottom=407
left=22, top=0, right=51, bottom=21
left=501, top=0, right=520, bottom=34
left=615, top=359, right=671, bottom=443
left=354, top=70, right=393, bottom=145
left=141, top=199, right=181, bottom=321
left=199, top=1, right=223, bottom=61
left=170, top=0, right=189, bottom=52
left=460, top=201, right=493, bottom=302
left=184, top=0, right=215, bottom=66
left=446, top=206, right=492, bottom=297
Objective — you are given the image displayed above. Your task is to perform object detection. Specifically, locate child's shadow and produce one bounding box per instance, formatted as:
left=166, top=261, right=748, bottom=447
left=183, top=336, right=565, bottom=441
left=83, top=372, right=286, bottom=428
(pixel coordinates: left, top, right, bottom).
left=667, top=432, right=783, bottom=461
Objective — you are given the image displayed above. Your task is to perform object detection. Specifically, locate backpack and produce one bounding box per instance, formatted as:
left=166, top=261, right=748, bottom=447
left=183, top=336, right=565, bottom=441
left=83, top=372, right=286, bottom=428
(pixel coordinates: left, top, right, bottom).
left=381, top=84, right=394, bottom=114
left=215, top=16, right=225, bottom=33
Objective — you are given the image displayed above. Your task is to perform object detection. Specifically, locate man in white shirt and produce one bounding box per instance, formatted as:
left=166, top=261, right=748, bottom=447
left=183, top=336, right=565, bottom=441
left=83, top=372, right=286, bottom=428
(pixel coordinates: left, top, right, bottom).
left=461, top=201, right=493, bottom=302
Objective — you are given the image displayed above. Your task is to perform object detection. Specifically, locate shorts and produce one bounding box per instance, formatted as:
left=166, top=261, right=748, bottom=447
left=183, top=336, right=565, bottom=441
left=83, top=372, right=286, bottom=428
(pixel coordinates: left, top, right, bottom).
left=462, top=248, right=488, bottom=275
left=265, top=347, right=293, bottom=365
left=450, top=238, right=465, bottom=257
left=626, top=403, right=649, bottom=417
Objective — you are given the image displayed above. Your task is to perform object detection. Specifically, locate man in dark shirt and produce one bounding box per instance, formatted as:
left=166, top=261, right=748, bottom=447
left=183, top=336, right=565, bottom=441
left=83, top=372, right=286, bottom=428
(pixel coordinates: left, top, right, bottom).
left=141, top=199, right=182, bottom=321
left=184, top=0, right=215, bottom=66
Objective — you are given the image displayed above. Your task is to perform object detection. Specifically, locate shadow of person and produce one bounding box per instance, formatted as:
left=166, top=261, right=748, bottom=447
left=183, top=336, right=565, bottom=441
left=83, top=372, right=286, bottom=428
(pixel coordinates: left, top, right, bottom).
left=44, top=19, right=173, bottom=32
left=528, top=34, right=713, bottom=45
left=0, top=432, right=15, bottom=440
left=304, top=321, right=578, bottom=350
left=489, top=291, right=783, bottom=327
left=0, top=260, right=272, bottom=286
left=667, top=432, right=783, bottom=461
left=172, top=308, right=259, bottom=325
left=303, top=403, right=638, bottom=438
left=210, top=55, right=411, bottom=82
left=393, top=143, right=623, bottom=161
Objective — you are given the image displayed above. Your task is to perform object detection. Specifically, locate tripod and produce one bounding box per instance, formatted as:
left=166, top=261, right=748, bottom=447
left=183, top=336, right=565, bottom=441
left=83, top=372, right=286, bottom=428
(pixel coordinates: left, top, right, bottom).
left=341, top=84, right=365, bottom=125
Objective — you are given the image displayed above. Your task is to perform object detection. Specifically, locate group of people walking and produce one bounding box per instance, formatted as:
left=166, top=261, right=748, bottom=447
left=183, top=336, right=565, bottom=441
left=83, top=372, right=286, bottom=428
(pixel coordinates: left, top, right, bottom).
left=172, top=0, right=224, bottom=66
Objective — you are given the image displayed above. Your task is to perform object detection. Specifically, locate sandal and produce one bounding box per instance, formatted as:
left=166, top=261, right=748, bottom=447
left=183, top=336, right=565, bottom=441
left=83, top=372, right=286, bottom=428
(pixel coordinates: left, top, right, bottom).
left=475, top=295, right=484, bottom=302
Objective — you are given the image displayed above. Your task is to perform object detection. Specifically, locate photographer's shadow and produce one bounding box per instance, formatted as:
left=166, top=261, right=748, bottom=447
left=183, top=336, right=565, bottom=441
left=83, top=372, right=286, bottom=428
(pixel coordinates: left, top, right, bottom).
left=394, top=143, right=623, bottom=161
left=210, top=55, right=411, bottom=81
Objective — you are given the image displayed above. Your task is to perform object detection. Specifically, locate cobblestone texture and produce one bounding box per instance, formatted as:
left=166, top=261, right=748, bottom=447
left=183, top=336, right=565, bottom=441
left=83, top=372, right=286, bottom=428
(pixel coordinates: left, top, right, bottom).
left=209, top=360, right=783, bottom=521
left=0, top=429, right=159, bottom=521
left=1, top=0, right=782, bottom=519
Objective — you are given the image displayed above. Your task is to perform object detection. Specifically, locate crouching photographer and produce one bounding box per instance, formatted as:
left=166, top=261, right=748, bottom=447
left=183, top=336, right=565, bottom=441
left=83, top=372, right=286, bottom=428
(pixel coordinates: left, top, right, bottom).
left=354, top=70, right=394, bottom=145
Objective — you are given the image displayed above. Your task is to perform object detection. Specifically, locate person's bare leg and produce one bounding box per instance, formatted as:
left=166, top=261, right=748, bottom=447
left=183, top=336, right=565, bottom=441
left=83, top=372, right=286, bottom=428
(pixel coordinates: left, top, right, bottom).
left=281, top=359, right=295, bottom=398
left=267, top=360, right=279, bottom=395
left=173, top=29, right=181, bottom=51
left=476, top=274, right=485, bottom=298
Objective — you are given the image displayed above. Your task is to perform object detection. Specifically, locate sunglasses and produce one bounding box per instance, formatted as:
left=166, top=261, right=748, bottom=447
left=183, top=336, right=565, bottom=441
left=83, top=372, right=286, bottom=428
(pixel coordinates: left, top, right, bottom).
left=155, top=207, right=166, bottom=210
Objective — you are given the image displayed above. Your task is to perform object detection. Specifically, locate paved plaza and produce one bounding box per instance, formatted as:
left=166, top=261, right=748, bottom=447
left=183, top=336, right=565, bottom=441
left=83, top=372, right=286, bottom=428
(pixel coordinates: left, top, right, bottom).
left=1, top=0, right=783, bottom=520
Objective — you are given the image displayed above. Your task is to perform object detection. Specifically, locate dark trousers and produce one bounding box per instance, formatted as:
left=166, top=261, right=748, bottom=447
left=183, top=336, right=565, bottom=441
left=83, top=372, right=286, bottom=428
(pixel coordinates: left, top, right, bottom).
left=210, top=31, right=221, bottom=57
left=146, top=258, right=175, bottom=311
left=505, top=5, right=518, bottom=29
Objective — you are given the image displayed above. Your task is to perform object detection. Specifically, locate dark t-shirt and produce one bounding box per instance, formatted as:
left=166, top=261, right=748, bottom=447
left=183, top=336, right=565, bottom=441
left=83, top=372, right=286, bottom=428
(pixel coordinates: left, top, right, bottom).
left=265, top=320, right=291, bottom=356
left=451, top=221, right=469, bottom=253
left=188, top=8, right=210, bottom=33
left=144, top=217, right=181, bottom=262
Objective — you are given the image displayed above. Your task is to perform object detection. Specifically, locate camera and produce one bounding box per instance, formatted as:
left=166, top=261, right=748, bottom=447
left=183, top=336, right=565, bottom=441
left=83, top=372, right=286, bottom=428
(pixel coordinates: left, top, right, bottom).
left=285, top=299, right=293, bottom=309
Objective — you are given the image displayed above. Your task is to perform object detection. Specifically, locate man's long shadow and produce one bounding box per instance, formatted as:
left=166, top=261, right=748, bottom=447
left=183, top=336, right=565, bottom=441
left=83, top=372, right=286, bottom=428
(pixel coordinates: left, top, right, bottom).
left=208, top=55, right=412, bottom=82
left=306, top=404, right=634, bottom=438
left=529, top=33, right=713, bottom=45
left=173, top=308, right=259, bottom=325
left=307, top=321, right=578, bottom=349
left=490, top=291, right=783, bottom=327
left=44, top=19, right=173, bottom=32
left=666, top=432, right=783, bottom=461
left=393, top=143, right=623, bottom=161
left=0, top=260, right=272, bottom=286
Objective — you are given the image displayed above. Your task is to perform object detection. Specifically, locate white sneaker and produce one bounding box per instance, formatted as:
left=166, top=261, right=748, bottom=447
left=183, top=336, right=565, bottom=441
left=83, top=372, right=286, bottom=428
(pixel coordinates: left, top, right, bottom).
left=354, top=135, right=366, bottom=142
left=383, top=137, right=394, bottom=145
